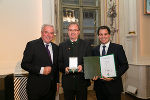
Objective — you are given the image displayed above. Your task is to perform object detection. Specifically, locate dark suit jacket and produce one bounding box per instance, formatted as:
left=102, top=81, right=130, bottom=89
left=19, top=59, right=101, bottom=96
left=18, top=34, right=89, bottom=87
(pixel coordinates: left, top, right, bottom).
left=59, top=39, right=92, bottom=90
left=93, top=42, right=128, bottom=94
left=21, top=38, right=59, bottom=94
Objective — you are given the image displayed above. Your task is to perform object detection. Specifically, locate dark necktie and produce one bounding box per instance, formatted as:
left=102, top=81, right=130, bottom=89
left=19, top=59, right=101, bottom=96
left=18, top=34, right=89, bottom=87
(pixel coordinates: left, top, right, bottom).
left=102, top=45, right=106, bottom=56
left=46, top=44, right=52, bottom=63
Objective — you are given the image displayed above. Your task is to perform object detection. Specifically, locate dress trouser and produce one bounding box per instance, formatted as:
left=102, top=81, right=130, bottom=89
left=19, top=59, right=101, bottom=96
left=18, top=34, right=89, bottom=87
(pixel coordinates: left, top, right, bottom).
left=64, top=87, right=87, bottom=100
left=27, top=80, right=56, bottom=100
left=95, top=87, right=121, bottom=100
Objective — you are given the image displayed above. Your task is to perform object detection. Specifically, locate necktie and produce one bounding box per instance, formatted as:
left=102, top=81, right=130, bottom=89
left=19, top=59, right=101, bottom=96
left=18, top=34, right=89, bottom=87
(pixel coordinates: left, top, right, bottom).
left=46, top=44, right=52, bottom=63
left=102, top=45, right=106, bottom=56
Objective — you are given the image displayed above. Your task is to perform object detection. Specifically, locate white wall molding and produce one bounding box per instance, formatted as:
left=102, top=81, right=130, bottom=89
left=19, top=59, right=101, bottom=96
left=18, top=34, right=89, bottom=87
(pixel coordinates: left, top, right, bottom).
left=42, top=0, right=55, bottom=25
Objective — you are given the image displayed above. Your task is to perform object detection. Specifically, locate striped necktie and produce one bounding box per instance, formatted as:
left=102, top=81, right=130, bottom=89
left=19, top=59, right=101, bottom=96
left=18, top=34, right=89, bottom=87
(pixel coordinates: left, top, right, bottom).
left=46, top=44, right=52, bottom=63
left=102, top=45, right=106, bottom=56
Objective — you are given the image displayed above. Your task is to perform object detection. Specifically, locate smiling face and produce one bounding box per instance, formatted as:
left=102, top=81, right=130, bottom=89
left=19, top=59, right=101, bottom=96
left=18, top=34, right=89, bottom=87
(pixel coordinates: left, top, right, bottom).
left=98, top=29, right=111, bottom=44
left=41, top=26, right=54, bottom=44
left=68, top=24, right=80, bottom=41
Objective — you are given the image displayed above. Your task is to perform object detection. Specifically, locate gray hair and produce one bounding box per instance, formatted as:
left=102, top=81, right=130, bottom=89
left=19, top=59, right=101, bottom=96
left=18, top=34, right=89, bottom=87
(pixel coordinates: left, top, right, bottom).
left=41, top=24, right=54, bottom=32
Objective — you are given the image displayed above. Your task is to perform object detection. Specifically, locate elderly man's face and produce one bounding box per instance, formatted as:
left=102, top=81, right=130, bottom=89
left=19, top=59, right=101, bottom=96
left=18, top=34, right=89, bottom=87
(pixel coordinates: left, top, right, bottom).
left=41, top=26, right=54, bottom=44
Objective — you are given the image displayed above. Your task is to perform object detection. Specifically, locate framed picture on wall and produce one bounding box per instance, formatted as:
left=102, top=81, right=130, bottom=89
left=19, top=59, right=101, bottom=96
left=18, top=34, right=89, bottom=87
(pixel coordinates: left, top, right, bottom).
left=144, top=0, right=150, bottom=14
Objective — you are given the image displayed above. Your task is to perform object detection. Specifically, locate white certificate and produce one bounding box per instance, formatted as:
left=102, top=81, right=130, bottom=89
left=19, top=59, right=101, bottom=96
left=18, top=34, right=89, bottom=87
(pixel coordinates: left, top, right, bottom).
left=100, top=54, right=116, bottom=77
left=69, top=57, right=78, bottom=69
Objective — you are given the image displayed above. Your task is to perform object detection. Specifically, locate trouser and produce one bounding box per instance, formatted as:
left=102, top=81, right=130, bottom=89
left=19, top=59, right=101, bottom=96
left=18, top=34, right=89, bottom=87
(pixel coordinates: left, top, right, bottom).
left=27, top=81, right=56, bottom=100
left=95, top=88, right=121, bottom=100
left=63, top=87, right=87, bottom=100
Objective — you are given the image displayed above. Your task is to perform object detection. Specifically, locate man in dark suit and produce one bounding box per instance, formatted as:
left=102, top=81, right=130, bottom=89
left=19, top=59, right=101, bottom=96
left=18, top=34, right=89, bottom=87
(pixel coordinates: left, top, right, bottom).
left=59, top=22, right=92, bottom=100
left=93, top=26, right=129, bottom=100
left=21, top=24, right=59, bottom=100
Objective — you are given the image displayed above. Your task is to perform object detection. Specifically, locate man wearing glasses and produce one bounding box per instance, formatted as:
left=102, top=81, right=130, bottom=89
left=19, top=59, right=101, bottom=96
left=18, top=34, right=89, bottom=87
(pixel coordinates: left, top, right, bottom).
left=59, top=22, right=92, bottom=100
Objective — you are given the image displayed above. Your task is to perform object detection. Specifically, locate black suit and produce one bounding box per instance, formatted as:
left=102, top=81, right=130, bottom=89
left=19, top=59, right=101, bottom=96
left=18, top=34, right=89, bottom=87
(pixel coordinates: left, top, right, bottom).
left=21, top=38, right=59, bottom=100
left=93, top=43, right=128, bottom=100
left=59, top=39, right=92, bottom=100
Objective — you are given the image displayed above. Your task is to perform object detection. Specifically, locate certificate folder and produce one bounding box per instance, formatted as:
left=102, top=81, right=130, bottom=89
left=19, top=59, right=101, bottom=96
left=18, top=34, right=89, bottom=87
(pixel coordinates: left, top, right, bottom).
left=83, top=56, right=100, bottom=79
left=84, top=54, right=116, bottom=79
left=100, top=54, right=116, bottom=78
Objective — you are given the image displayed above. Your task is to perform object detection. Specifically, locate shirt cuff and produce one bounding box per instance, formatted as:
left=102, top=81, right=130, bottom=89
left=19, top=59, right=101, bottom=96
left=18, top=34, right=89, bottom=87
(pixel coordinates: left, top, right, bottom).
left=40, top=67, right=44, bottom=74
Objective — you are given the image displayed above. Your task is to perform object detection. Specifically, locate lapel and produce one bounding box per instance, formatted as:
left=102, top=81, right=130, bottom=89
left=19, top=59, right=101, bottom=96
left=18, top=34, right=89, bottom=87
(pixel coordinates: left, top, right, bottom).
left=66, top=40, right=73, bottom=57
left=77, top=39, right=82, bottom=57
left=38, top=38, right=53, bottom=64
left=95, top=45, right=100, bottom=56
left=107, top=42, right=113, bottom=55
left=38, top=38, right=48, bottom=55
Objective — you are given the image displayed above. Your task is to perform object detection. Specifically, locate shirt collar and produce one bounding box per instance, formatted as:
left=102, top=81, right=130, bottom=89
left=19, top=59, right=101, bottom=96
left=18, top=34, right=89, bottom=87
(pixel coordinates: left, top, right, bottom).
left=101, top=41, right=110, bottom=47
left=43, top=42, right=52, bottom=47
left=70, top=39, right=78, bottom=42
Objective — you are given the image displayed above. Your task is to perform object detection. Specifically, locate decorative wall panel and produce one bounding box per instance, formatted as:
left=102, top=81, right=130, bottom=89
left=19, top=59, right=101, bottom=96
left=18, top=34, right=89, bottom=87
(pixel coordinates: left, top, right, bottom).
left=14, top=75, right=28, bottom=100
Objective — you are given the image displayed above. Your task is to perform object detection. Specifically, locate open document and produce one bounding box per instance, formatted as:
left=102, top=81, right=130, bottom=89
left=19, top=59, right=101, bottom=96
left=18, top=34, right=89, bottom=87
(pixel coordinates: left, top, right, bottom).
left=84, top=54, right=116, bottom=79
left=100, top=54, right=116, bottom=77
left=84, top=56, right=100, bottom=79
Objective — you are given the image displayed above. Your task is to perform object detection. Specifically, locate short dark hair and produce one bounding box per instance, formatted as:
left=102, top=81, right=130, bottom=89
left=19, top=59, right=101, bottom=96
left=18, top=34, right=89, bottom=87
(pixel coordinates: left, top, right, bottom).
left=68, top=22, right=80, bottom=30
left=97, top=26, right=111, bottom=35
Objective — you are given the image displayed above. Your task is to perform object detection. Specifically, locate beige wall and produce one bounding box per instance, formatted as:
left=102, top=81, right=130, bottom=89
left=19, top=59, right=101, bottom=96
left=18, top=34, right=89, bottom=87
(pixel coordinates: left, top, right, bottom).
left=135, top=0, right=150, bottom=64
left=0, top=0, right=42, bottom=74
left=119, top=0, right=150, bottom=65
left=139, top=0, right=150, bottom=57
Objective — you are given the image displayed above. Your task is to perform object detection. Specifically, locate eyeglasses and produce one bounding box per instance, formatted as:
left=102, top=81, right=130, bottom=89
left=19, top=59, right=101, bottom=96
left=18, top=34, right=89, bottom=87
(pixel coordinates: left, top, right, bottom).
left=68, top=29, right=79, bottom=32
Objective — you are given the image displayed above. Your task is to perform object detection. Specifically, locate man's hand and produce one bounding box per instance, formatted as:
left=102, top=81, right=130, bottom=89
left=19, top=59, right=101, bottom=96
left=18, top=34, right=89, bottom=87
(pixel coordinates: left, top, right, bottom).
left=78, top=65, right=82, bottom=72
left=100, top=76, right=114, bottom=81
left=43, top=66, right=52, bottom=75
left=65, top=67, right=69, bottom=74
left=57, top=83, right=59, bottom=92
left=55, top=83, right=60, bottom=96
left=92, top=76, right=99, bottom=81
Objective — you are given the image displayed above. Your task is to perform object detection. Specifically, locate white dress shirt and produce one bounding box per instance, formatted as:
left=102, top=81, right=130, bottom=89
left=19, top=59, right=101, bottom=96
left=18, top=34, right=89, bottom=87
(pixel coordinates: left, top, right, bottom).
left=100, top=41, right=110, bottom=56
left=40, top=42, right=53, bottom=74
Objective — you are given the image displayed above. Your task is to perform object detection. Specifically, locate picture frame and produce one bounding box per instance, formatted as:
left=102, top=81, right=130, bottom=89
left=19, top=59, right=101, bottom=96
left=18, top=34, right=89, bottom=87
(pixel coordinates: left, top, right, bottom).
left=144, top=0, right=150, bottom=14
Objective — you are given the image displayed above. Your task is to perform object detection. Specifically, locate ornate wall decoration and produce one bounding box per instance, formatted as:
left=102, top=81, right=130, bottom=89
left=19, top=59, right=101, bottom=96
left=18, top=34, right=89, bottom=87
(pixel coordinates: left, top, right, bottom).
left=106, top=0, right=119, bottom=43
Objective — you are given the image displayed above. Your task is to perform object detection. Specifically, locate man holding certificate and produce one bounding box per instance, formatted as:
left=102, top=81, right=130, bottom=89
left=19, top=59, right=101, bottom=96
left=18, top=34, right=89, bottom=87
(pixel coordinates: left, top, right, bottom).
left=59, top=22, right=92, bottom=100
left=93, top=26, right=129, bottom=100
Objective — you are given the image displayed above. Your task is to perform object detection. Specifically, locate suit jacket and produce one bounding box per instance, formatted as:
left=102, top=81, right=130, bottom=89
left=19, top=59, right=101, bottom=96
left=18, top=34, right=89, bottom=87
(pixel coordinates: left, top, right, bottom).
left=21, top=38, right=59, bottom=94
left=59, top=39, right=92, bottom=90
left=93, top=42, right=128, bottom=94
